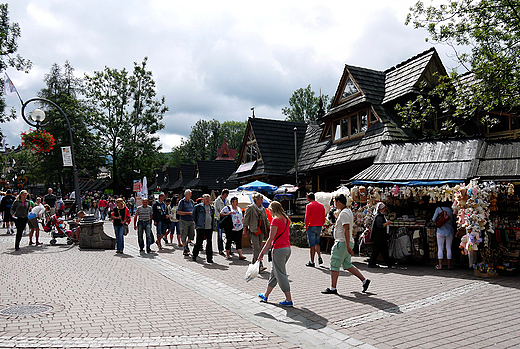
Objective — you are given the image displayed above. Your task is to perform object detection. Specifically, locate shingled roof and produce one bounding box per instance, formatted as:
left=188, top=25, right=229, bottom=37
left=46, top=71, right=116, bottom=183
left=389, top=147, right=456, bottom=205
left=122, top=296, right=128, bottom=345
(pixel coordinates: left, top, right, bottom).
left=289, top=123, right=330, bottom=174
left=230, top=118, right=307, bottom=181
left=351, top=139, right=482, bottom=182
left=186, top=160, right=237, bottom=190
left=170, top=164, right=196, bottom=190
left=476, top=140, right=520, bottom=181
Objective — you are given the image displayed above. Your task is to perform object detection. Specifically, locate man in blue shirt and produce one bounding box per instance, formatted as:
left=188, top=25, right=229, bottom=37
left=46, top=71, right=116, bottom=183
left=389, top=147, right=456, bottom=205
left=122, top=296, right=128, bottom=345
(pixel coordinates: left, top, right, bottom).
left=177, top=189, right=195, bottom=256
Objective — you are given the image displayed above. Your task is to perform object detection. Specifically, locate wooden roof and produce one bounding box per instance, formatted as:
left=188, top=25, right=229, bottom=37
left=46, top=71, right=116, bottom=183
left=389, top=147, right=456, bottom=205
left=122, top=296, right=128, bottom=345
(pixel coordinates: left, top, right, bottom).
left=476, top=140, right=520, bottom=181
left=351, top=139, right=482, bottom=182
left=186, top=160, right=237, bottom=190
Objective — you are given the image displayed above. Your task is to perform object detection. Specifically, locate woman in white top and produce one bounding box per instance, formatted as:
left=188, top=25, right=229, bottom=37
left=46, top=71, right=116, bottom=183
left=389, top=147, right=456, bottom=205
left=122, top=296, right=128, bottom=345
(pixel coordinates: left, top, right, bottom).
left=220, top=196, right=247, bottom=260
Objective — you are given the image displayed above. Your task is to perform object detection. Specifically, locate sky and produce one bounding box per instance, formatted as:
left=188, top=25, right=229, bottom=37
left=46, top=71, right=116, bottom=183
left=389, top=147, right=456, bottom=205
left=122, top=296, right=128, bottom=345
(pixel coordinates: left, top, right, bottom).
left=4, top=0, right=463, bottom=153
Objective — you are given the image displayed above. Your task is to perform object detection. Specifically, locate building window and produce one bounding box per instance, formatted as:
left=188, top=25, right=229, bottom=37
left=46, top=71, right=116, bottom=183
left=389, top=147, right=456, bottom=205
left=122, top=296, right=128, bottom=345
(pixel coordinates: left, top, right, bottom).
left=242, top=129, right=262, bottom=164
left=487, top=113, right=520, bottom=136
left=332, top=109, right=371, bottom=142
left=341, top=76, right=360, bottom=101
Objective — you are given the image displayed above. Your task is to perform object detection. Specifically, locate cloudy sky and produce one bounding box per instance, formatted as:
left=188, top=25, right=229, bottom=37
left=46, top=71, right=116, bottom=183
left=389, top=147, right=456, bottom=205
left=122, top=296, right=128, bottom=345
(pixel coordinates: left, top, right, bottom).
left=4, top=0, right=462, bottom=152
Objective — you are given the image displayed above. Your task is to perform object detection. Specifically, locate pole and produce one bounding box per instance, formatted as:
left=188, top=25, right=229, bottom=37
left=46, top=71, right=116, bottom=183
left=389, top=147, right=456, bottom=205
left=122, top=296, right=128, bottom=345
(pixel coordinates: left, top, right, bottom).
left=294, top=127, right=298, bottom=186
left=21, top=97, right=81, bottom=213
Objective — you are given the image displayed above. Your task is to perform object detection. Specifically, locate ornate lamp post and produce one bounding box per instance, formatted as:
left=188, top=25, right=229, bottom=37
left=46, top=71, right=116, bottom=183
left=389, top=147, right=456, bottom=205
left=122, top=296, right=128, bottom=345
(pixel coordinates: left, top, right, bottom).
left=21, top=97, right=81, bottom=213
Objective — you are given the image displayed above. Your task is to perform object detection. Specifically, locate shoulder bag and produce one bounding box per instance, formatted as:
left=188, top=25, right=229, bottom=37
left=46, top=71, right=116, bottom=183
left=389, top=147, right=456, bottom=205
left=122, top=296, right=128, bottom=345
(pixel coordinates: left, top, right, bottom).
left=435, top=208, right=450, bottom=228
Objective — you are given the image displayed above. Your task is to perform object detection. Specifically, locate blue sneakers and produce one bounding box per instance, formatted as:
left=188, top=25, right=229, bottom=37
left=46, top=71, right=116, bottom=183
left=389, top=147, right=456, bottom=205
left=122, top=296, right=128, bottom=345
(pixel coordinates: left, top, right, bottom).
left=279, top=300, right=293, bottom=306
left=258, top=293, right=268, bottom=302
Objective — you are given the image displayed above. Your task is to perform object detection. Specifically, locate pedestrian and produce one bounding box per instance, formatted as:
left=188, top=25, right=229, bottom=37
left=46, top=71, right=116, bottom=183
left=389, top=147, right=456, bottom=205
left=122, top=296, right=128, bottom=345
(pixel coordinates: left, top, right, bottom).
left=304, top=192, right=326, bottom=267
left=257, top=201, right=293, bottom=306
left=433, top=204, right=455, bottom=270
left=128, top=194, right=136, bottom=215
left=111, top=198, right=131, bottom=254
left=152, top=193, right=169, bottom=250
left=220, top=196, right=247, bottom=260
left=28, top=197, right=45, bottom=245
left=98, top=196, right=108, bottom=220
left=108, top=199, right=116, bottom=220
left=243, top=193, right=270, bottom=272
left=214, top=188, right=230, bottom=256
left=71, top=211, right=86, bottom=242
left=43, top=188, right=57, bottom=216
left=134, top=197, right=154, bottom=253
left=88, top=200, right=101, bottom=220
left=168, top=196, right=181, bottom=247
left=11, top=190, right=30, bottom=251
left=368, top=202, right=394, bottom=268
left=322, top=194, right=370, bottom=294
left=0, top=189, right=15, bottom=234
left=192, top=194, right=215, bottom=263
left=177, top=189, right=195, bottom=256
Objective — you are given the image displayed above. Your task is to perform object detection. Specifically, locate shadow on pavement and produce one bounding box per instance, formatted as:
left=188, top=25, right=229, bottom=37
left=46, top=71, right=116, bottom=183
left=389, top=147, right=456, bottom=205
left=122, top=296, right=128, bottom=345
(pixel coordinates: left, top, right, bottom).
left=338, top=291, right=402, bottom=313
left=254, top=305, right=328, bottom=329
left=3, top=243, right=75, bottom=255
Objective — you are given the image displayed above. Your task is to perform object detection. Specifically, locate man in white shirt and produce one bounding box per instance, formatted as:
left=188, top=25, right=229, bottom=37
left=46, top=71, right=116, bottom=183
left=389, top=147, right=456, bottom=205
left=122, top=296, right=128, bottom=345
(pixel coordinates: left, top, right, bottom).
left=322, top=194, right=370, bottom=294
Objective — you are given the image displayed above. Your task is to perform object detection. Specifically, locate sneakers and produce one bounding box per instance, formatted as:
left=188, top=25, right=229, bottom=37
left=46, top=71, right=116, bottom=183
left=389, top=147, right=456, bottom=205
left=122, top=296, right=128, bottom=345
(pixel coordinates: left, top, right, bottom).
left=260, top=266, right=267, bottom=272
left=183, top=251, right=190, bottom=256
left=258, top=293, right=268, bottom=302
left=318, top=257, right=323, bottom=265
left=219, top=251, right=225, bottom=256
left=321, top=288, right=338, bottom=294
left=279, top=300, right=293, bottom=306
left=306, top=261, right=315, bottom=267
left=362, top=279, right=371, bottom=293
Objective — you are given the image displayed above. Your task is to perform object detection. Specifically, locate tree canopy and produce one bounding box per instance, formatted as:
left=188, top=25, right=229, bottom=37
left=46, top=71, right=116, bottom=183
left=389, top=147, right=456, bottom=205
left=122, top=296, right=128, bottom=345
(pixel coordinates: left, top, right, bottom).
left=0, top=3, right=32, bottom=125
left=282, top=84, right=330, bottom=123
left=400, top=0, right=520, bottom=133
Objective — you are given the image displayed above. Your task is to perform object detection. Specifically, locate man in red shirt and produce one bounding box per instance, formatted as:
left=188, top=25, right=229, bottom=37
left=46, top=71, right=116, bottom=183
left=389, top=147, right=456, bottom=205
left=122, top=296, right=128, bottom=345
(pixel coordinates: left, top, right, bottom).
left=98, top=196, right=108, bottom=220
left=304, top=192, right=326, bottom=267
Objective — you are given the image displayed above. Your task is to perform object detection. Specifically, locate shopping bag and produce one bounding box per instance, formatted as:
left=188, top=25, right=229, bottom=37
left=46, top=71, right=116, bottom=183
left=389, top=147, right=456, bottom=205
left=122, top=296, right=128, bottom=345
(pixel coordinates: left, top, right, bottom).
left=244, top=260, right=260, bottom=282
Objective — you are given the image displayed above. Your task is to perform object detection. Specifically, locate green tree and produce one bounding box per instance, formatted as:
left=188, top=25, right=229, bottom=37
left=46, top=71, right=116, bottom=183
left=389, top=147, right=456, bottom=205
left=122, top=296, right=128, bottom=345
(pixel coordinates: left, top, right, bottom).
left=84, top=58, right=167, bottom=192
left=37, top=61, right=104, bottom=191
left=402, top=0, right=520, bottom=132
left=282, top=84, right=330, bottom=123
left=0, top=3, right=32, bottom=124
left=168, top=119, right=247, bottom=166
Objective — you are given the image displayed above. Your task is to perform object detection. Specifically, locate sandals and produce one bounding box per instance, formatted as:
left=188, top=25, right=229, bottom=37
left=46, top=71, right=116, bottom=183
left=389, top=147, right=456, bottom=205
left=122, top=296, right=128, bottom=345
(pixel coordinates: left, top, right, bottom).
left=435, top=265, right=443, bottom=270
left=238, top=256, right=247, bottom=260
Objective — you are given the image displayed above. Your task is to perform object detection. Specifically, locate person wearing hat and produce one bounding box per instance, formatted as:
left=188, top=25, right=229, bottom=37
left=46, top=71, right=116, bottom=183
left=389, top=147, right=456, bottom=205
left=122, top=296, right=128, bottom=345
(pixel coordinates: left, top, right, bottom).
left=10, top=190, right=30, bottom=251
left=368, top=202, right=394, bottom=268
left=322, top=194, right=370, bottom=294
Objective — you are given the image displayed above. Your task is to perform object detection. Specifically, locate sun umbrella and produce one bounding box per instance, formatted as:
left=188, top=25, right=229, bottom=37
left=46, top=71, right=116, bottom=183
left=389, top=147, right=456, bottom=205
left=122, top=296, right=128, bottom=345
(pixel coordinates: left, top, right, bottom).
left=273, top=184, right=299, bottom=194
left=237, top=180, right=277, bottom=192
left=229, top=190, right=271, bottom=209
left=141, top=176, right=148, bottom=198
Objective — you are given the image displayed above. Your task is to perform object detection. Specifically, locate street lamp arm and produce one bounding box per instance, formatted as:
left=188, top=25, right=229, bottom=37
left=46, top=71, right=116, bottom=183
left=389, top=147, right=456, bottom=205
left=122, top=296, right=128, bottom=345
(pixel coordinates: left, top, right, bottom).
left=21, top=97, right=81, bottom=213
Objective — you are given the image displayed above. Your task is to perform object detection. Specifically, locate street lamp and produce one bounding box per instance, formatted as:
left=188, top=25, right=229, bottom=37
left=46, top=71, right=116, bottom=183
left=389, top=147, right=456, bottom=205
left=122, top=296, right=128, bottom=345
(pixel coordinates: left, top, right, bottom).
left=21, top=97, right=81, bottom=213
left=293, top=127, right=298, bottom=186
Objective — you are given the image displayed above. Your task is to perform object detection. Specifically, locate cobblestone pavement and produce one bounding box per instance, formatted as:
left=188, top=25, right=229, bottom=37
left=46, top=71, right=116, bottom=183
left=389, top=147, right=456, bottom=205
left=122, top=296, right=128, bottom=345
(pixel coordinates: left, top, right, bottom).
left=1, top=221, right=519, bottom=348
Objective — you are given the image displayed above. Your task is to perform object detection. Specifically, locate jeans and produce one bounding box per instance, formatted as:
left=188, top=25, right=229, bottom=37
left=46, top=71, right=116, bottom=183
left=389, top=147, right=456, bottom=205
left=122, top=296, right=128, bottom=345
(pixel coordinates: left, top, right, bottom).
left=100, top=208, right=106, bottom=220
left=137, top=221, right=152, bottom=251
left=156, top=220, right=167, bottom=237
left=114, top=225, right=125, bottom=251
left=217, top=225, right=225, bottom=252
left=169, top=221, right=179, bottom=235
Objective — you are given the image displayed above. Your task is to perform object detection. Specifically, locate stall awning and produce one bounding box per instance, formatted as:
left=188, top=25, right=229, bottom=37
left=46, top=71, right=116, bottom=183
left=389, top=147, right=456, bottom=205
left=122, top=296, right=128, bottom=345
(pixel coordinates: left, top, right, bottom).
left=352, top=180, right=463, bottom=187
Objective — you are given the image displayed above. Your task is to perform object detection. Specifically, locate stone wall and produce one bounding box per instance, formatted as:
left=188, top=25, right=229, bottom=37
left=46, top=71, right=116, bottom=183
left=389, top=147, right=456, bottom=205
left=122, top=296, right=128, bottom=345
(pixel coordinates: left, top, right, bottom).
left=79, top=221, right=115, bottom=249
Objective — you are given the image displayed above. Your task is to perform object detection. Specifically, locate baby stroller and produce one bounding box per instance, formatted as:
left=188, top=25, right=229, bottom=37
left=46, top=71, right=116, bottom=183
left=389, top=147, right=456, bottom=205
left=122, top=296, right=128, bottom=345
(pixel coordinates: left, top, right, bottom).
left=42, top=214, right=74, bottom=245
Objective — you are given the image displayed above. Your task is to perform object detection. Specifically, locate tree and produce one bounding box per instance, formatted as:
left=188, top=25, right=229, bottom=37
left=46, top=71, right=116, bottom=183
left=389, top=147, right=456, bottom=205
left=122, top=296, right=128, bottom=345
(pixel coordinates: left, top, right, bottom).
left=167, top=119, right=247, bottom=166
left=84, top=57, right=167, bottom=192
left=37, top=61, right=104, bottom=191
left=402, top=0, right=520, bottom=132
left=0, top=3, right=32, bottom=124
left=282, top=84, right=330, bottom=123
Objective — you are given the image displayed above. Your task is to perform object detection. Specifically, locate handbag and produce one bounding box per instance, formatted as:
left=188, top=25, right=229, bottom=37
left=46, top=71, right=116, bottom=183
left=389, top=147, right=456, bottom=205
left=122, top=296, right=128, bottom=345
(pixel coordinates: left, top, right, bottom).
left=123, top=223, right=129, bottom=236
left=435, top=208, right=450, bottom=228
left=219, top=206, right=233, bottom=231
left=268, top=221, right=288, bottom=262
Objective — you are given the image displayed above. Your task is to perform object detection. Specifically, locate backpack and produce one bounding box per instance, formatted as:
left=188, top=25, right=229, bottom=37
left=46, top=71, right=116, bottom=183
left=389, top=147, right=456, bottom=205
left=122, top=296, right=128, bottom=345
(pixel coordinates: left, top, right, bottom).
left=218, top=206, right=233, bottom=231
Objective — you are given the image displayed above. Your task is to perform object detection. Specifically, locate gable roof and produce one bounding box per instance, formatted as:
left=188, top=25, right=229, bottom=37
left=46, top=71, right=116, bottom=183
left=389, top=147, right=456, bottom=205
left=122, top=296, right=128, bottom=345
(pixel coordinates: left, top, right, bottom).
left=170, top=164, right=196, bottom=190
left=383, top=47, right=446, bottom=104
left=231, top=118, right=307, bottom=180
left=476, top=140, right=520, bottom=181
left=290, top=123, right=330, bottom=174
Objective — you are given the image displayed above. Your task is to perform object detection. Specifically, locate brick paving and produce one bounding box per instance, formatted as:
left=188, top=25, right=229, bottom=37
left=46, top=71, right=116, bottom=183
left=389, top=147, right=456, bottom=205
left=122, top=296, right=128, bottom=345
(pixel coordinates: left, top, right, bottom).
left=1, top=221, right=519, bottom=348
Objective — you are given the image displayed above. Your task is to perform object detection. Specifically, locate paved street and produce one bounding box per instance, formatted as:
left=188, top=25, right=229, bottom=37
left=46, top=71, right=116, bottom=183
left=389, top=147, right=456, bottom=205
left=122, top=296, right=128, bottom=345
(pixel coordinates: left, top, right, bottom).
left=1, top=221, right=519, bottom=348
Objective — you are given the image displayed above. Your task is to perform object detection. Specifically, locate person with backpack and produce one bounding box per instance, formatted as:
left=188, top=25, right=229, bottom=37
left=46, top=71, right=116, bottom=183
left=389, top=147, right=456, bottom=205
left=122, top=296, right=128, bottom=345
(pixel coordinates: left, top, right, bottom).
left=0, top=189, right=15, bottom=234
left=433, top=205, right=454, bottom=270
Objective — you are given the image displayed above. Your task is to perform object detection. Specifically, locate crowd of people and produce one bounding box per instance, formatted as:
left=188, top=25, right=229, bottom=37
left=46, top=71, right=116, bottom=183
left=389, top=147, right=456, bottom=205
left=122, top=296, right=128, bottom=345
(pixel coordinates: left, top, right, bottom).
left=4, top=186, right=379, bottom=306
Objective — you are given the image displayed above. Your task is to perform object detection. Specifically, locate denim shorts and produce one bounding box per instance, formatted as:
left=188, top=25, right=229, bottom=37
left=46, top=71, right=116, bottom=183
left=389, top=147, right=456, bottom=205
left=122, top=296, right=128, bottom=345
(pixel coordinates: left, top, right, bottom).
left=307, top=226, right=321, bottom=246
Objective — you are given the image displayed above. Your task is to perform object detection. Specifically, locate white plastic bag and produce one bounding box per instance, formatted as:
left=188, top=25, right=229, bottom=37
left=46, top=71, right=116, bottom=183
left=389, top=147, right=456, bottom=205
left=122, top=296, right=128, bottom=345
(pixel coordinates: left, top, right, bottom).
left=244, top=260, right=260, bottom=282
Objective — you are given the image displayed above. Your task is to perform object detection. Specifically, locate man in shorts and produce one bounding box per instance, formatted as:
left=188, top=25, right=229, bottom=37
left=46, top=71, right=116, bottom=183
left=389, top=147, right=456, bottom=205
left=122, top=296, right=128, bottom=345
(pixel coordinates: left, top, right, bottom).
left=322, top=194, right=370, bottom=294
left=177, top=189, right=195, bottom=256
left=304, top=192, right=325, bottom=267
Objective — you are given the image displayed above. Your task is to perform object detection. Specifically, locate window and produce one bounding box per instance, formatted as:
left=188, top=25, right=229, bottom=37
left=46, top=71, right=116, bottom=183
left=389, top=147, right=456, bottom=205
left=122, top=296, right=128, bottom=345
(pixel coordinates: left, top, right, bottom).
left=487, top=113, right=520, bottom=135
left=332, top=109, right=372, bottom=142
left=341, top=76, right=360, bottom=101
left=242, top=129, right=262, bottom=164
